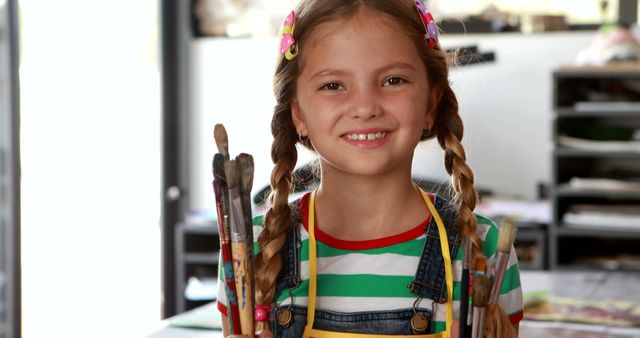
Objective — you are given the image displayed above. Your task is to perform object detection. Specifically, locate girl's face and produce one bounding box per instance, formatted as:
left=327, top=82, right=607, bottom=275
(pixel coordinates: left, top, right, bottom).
left=291, top=8, right=435, bottom=179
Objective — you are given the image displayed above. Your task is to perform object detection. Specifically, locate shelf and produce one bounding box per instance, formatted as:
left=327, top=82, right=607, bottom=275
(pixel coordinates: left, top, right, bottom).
left=553, top=148, right=640, bottom=158
left=554, top=63, right=640, bottom=77
left=555, top=264, right=640, bottom=271
left=556, top=108, right=640, bottom=117
left=555, top=185, right=640, bottom=199
left=556, top=226, right=640, bottom=239
left=184, top=252, right=219, bottom=265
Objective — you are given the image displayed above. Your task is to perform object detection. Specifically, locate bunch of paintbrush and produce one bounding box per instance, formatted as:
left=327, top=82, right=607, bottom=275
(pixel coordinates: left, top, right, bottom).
left=212, top=124, right=255, bottom=336
left=460, top=249, right=488, bottom=338
left=470, top=218, right=517, bottom=338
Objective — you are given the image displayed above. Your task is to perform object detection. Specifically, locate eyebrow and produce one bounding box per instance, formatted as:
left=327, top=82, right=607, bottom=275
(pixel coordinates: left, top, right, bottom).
left=309, top=62, right=417, bottom=81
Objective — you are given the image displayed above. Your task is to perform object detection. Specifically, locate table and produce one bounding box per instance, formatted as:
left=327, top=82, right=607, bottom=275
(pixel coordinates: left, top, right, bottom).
left=146, top=271, right=640, bottom=337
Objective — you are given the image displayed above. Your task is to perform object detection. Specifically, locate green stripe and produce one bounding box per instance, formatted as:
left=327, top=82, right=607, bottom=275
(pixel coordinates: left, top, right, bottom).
left=276, top=278, right=514, bottom=303
left=476, top=214, right=495, bottom=227
left=299, top=238, right=425, bottom=260
left=499, top=264, right=521, bottom=294
left=482, top=223, right=499, bottom=257
left=454, top=244, right=463, bottom=260
left=432, top=321, right=446, bottom=333
left=252, top=215, right=264, bottom=226
left=276, top=275, right=417, bottom=299
left=453, top=281, right=461, bottom=301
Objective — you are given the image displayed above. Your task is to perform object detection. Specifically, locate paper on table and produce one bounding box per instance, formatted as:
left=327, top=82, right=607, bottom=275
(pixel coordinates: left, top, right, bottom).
left=168, top=302, right=223, bottom=330
left=185, top=276, right=218, bottom=301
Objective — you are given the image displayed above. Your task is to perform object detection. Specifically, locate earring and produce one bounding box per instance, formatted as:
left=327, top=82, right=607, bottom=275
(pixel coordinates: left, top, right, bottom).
left=299, top=134, right=309, bottom=144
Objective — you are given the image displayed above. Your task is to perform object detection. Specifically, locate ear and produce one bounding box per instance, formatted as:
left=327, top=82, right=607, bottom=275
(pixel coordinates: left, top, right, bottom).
left=425, top=87, right=443, bottom=128
left=291, top=100, right=308, bottom=136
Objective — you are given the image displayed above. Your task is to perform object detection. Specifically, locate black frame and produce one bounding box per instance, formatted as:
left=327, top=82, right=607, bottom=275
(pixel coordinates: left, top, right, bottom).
left=2, top=0, right=21, bottom=337
left=619, top=0, right=638, bottom=25
left=160, top=0, right=191, bottom=319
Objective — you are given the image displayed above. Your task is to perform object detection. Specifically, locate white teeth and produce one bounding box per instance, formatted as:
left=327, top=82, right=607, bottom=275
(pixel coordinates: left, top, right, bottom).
left=346, top=132, right=386, bottom=140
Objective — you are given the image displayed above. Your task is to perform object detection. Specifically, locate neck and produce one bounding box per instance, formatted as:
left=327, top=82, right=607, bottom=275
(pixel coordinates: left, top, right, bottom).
left=313, top=162, right=429, bottom=241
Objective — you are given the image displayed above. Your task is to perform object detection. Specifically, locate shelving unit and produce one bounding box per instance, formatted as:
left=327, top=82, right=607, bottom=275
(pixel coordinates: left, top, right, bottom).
left=550, top=63, right=640, bottom=270
left=174, top=223, right=220, bottom=313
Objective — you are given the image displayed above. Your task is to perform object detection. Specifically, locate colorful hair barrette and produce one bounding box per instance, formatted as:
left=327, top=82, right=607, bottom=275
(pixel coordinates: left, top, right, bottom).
left=415, top=1, right=438, bottom=48
left=280, top=10, right=298, bottom=60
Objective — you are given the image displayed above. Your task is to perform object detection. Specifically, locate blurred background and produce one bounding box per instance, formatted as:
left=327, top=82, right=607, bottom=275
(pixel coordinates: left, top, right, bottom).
left=1, top=0, right=640, bottom=337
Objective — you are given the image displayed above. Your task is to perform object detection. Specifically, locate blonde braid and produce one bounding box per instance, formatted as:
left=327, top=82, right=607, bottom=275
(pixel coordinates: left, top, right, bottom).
left=436, top=87, right=516, bottom=338
left=434, top=86, right=483, bottom=263
left=253, top=110, right=299, bottom=331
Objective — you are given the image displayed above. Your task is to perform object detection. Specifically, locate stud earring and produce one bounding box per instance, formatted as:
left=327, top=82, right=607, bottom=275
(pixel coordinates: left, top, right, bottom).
left=423, top=126, right=432, bottom=137
left=299, top=134, right=309, bottom=144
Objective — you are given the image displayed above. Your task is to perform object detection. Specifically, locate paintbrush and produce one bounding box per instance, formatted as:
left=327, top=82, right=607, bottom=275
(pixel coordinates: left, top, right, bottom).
left=473, top=255, right=487, bottom=277
left=236, top=153, right=255, bottom=250
left=487, top=219, right=517, bottom=306
left=214, top=123, right=230, bottom=160
left=471, top=275, right=491, bottom=338
left=212, top=154, right=241, bottom=334
left=236, top=153, right=255, bottom=324
left=466, top=255, right=487, bottom=336
left=225, top=159, right=254, bottom=336
left=459, top=237, right=471, bottom=338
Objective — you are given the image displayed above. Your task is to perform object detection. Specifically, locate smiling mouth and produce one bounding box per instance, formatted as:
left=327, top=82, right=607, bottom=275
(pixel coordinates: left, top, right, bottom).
left=345, top=132, right=387, bottom=141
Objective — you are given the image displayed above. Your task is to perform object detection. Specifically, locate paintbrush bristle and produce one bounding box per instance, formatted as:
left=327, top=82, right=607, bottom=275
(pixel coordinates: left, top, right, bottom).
left=214, top=124, right=229, bottom=160
left=213, top=153, right=226, bottom=182
left=497, top=218, right=517, bottom=254
left=224, top=159, right=239, bottom=189
left=474, top=255, right=487, bottom=274
left=472, top=275, right=491, bottom=307
left=237, top=153, right=254, bottom=194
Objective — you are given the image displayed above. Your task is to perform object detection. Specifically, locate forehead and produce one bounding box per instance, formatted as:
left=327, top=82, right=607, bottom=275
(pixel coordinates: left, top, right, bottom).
left=299, top=9, right=422, bottom=70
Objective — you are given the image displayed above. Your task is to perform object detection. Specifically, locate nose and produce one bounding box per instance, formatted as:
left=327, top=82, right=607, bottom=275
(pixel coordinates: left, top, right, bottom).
left=347, top=87, right=383, bottom=120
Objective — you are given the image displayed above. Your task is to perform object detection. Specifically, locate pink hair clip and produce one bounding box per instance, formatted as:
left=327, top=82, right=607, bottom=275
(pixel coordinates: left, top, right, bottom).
left=415, top=1, right=438, bottom=48
left=280, top=11, right=298, bottom=60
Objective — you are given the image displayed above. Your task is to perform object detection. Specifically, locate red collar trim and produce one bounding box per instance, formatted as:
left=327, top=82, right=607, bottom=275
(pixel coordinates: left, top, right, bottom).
left=298, top=191, right=433, bottom=250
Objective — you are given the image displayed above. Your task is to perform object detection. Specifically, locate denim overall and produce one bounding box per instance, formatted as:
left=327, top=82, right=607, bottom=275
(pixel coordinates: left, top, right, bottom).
left=273, top=190, right=461, bottom=337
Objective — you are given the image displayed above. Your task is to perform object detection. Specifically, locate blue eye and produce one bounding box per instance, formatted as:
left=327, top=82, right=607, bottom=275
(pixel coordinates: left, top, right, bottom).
left=320, top=82, right=342, bottom=91
left=384, top=77, right=406, bottom=86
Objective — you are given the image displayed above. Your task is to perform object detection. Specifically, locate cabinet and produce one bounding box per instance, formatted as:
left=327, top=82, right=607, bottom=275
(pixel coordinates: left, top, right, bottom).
left=175, top=222, right=220, bottom=313
left=514, top=225, right=547, bottom=270
left=550, top=63, right=640, bottom=270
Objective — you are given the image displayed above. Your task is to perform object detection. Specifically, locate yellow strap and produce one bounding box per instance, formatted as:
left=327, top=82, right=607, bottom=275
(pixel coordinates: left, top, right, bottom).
left=307, top=191, right=318, bottom=327
left=303, top=327, right=446, bottom=338
left=305, top=190, right=453, bottom=338
left=420, top=190, right=453, bottom=338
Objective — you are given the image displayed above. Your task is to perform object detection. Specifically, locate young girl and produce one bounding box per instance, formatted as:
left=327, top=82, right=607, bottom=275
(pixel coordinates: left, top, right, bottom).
left=218, top=0, right=523, bottom=337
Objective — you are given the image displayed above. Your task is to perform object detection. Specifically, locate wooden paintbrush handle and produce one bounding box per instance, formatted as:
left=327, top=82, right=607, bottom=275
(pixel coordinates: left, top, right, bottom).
left=488, top=251, right=509, bottom=305
left=231, top=241, right=254, bottom=335
left=213, top=180, right=241, bottom=333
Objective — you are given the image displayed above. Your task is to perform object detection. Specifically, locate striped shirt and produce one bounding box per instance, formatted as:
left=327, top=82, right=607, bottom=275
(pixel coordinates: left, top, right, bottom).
left=217, top=193, right=524, bottom=332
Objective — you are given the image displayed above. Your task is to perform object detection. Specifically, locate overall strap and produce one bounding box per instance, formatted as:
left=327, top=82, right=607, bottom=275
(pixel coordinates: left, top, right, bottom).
left=419, top=191, right=453, bottom=337
left=276, top=202, right=302, bottom=294
left=409, top=195, right=461, bottom=303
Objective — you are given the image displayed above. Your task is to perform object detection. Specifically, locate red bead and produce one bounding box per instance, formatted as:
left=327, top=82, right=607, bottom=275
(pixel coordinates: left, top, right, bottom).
left=255, top=305, right=271, bottom=322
